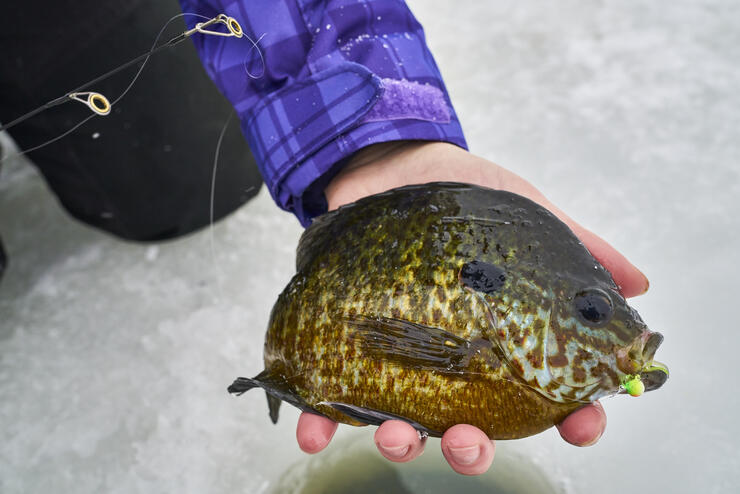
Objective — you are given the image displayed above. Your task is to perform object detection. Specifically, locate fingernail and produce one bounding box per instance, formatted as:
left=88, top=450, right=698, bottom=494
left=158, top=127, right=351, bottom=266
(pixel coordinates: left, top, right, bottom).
left=641, top=276, right=650, bottom=295
left=377, top=443, right=410, bottom=459
left=580, top=434, right=601, bottom=447
left=580, top=423, right=606, bottom=447
left=448, top=445, right=481, bottom=465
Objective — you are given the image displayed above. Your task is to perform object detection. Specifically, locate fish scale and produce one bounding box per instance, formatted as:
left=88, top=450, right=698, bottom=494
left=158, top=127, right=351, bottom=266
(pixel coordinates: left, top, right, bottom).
left=230, top=182, right=668, bottom=439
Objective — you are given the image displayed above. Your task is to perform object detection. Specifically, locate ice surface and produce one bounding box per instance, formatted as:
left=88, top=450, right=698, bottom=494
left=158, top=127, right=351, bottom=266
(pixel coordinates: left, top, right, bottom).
left=1, top=1, right=739, bottom=493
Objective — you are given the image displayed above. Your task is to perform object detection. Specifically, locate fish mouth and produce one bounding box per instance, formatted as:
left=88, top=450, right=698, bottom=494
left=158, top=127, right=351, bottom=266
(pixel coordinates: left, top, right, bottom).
left=617, top=331, right=664, bottom=373
left=639, top=332, right=669, bottom=391
left=618, top=360, right=669, bottom=395
left=617, top=331, right=669, bottom=395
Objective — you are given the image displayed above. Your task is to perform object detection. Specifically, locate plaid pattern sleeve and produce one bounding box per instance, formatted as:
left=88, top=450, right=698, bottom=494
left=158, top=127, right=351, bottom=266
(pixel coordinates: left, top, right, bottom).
left=179, top=0, right=468, bottom=225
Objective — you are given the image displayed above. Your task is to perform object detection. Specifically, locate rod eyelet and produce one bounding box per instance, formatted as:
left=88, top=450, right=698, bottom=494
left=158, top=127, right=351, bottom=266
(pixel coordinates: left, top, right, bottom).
left=68, top=92, right=111, bottom=116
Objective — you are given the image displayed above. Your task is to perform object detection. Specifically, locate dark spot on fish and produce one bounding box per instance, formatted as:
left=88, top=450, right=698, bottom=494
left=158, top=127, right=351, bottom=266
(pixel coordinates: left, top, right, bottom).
left=593, top=361, right=618, bottom=385
left=548, top=354, right=568, bottom=368
left=511, top=358, right=525, bottom=375
left=432, top=308, right=443, bottom=323
left=435, top=285, right=447, bottom=304
left=527, top=351, right=543, bottom=368
left=460, top=260, right=506, bottom=294
left=572, top=365, right=587, bottom=383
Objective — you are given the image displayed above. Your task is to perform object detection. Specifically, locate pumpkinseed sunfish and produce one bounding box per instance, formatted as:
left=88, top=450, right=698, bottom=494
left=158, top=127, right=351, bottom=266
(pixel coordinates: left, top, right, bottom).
left=228, top=182, right=668, bottom=439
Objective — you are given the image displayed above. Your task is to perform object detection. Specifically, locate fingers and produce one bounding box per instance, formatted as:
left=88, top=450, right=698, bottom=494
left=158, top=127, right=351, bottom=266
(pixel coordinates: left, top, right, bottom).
left=556, top=401, right=607, bottom=447
left=374, top=420, right=427, bottom=463
left=300, top=416, right=495, bottom=476
left=296, top=412, right=338, bottom=454
left=440, top=424, right=495, bottom=476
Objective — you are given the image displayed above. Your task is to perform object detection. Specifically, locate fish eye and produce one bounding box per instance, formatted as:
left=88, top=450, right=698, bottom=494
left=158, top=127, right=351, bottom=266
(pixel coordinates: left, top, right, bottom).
left=573, top=289, right=613, bottom=326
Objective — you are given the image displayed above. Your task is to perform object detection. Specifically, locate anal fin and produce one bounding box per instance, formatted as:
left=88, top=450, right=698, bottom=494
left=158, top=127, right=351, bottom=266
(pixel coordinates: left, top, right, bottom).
left=266, top=393, right=281, bottom=424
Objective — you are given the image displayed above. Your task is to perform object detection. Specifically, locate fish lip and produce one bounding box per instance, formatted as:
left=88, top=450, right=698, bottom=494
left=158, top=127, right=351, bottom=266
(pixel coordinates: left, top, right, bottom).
left=641, top=362, right=669, bottom=391
left=642, top=332, right=664, bottom=363
left=615, top=330, right=668, bottom=394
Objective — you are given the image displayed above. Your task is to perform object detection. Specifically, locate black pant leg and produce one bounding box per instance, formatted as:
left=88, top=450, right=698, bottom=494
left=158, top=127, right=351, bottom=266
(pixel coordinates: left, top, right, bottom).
left=0, top=0, right=262, bottom=241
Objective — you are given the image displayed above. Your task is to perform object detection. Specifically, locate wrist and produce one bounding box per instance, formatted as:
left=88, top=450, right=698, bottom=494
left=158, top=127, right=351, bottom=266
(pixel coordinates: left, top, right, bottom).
left=324, top=141, right=477, bottom=211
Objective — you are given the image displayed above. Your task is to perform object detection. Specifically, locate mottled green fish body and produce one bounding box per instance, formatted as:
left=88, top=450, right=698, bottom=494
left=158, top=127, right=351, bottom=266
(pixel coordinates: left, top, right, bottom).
left=229, top=183, right=667, bottom=439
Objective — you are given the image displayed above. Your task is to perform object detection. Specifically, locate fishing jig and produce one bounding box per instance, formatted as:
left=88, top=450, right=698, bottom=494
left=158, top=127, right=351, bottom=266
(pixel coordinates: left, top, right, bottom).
left=0, top=14, right=243, bottom=135
left=622, top=375, right=645, bottom=397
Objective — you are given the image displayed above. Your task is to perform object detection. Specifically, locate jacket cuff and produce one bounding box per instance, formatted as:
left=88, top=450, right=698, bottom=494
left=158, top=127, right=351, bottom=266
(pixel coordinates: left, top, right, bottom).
left=240, top=61, right=467, bottom=226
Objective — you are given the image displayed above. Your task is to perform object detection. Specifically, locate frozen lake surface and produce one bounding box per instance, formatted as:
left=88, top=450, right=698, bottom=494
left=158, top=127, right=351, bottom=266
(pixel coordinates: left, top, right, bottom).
left=1, top=1, right=739, bottom=493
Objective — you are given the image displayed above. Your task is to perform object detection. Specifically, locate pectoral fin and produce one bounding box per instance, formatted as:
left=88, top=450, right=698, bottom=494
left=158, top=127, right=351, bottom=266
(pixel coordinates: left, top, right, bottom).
left=346, top=315, right=484, bottom=374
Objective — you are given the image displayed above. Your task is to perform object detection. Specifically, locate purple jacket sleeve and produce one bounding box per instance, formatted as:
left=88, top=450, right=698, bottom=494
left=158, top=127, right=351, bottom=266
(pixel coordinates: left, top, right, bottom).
left=178, top=0, right=467, bottom=225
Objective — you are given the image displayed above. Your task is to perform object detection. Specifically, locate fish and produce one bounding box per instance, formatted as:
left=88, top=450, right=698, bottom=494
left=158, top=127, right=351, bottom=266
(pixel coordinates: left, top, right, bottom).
left=228, top=182, right=668, bottom=439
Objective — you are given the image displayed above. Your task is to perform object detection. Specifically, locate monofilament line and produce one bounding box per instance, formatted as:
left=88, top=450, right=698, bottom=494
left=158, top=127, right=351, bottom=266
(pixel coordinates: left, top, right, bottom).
left=209, top=111, right=234, bottom=302
left=0, top=12, right=217, bottom=163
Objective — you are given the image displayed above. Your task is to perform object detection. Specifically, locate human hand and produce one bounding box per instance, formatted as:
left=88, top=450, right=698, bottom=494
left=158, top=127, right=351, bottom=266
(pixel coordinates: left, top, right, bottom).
left=296, top=141, right=649, bottom=475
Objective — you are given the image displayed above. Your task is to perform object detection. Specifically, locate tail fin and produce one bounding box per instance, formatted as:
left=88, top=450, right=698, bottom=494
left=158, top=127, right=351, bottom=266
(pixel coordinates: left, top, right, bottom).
left=228, top=369, right=316, bottom=424
left=227, top=377, right=260, bottom=395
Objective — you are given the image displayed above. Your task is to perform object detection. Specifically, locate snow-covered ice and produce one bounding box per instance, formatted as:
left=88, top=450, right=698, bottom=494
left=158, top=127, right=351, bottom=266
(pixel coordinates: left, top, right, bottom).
left=1, top=1, right=739, bottom=493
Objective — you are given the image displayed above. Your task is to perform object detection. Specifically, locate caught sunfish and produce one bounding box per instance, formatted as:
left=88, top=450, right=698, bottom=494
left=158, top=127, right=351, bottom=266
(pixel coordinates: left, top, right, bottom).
left=229, top=183, right=668, bottom=439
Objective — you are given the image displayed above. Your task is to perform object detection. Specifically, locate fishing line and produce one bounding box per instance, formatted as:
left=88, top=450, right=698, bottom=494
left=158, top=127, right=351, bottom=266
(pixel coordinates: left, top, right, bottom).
left=0, top=12, right=261, bottom=163
left=12, top=114, right=98, bottom=158
left=244, top=32, right=268, bottom=79
left=206, top=29, right=266, bottom=299
left=0, top=10, right=268, bottom=300
left=208, top=111, right=233, bottom=302
left=207, top=111, right=259, bottom=302
left=109, top=12, right=214, bottom=109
